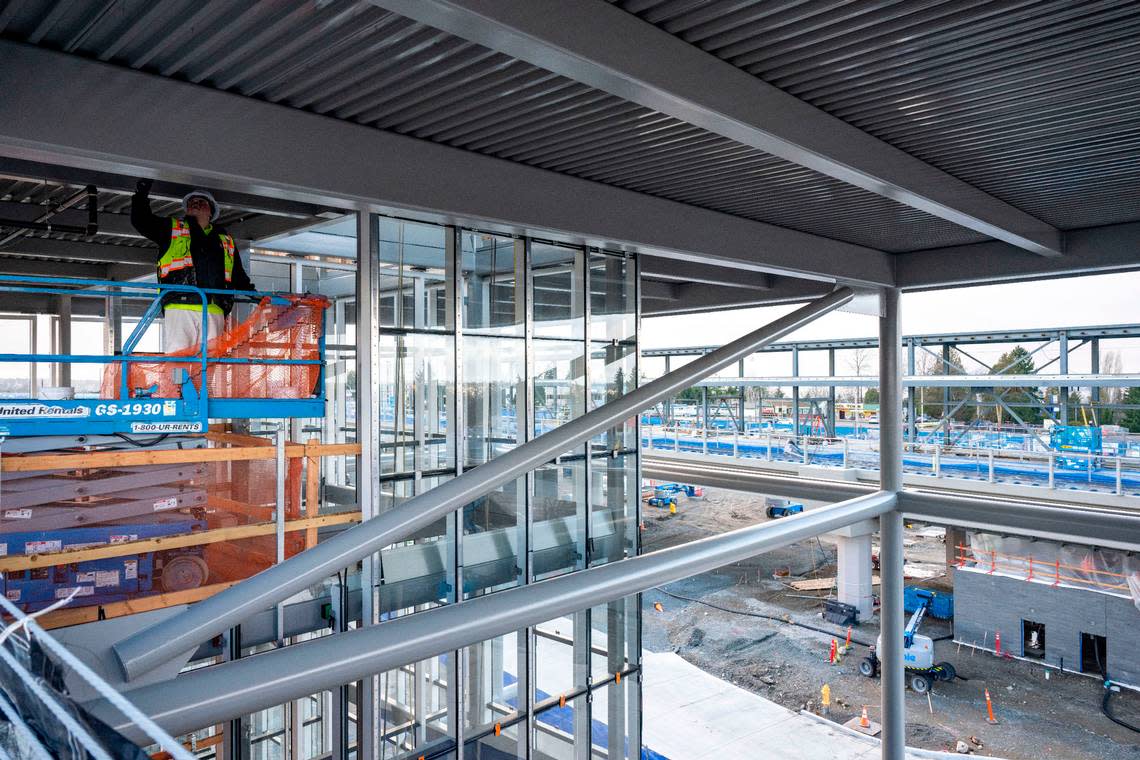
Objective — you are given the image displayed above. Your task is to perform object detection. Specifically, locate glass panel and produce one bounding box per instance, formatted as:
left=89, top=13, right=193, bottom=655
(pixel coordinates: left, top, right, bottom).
left=532, top=613, right=592, bottom=720
left=0, top=317, right=32, bottom=398
left=591, top=676, right=636, bottom=759
left=461, top=231, right=523, bottom=336
left=379, top=476, right=453, bottom=614
left=532, top=457, right=585, bottom=581
left=462, top=336, right=525, bottom=467
left=378, top=333, right=455, bottom=476
left=589, top=252, right=635, bottom=344
left=465, top=721, right=523, bottom=760
left=533, top=693, right=587, bottom=759
left=590, top=454, right=637, bottom=567
left=378, top=218, right=450, bottom=330
left=462, top=631, right=523, bottom=735
left=249, top=258, right=292, bottom=292
left=531, top=242, right=584, bottom=340
left=463, top=475, right=525, bottom=598
left=376, top=655, right=452, bottom=759
left=589, top=340, right=638, bottom=452
left=590, top=596, right=638, bottom=685
left=533, top=339, right=585, bottom=438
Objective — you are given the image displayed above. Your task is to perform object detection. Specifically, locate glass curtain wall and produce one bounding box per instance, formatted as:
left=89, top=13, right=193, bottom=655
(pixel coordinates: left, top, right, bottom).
left=365, top=219, right=641, bottom=760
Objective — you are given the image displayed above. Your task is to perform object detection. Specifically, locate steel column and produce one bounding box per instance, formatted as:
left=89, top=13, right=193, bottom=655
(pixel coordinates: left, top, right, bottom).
left=113, top=288, right=855, bottom=682
left=792, top=346, right=800, bottom=437
left=1058, top=332, right=1070, bottom=425
left=878, top=288, right=904, bottom=760
left=356, top=211, right=382, bottom=760
left=92, top=491, right=896, bottom=741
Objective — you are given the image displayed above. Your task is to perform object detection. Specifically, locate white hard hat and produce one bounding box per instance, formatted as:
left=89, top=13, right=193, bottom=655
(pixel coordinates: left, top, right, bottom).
left=182, top=189, right=220, bottom=222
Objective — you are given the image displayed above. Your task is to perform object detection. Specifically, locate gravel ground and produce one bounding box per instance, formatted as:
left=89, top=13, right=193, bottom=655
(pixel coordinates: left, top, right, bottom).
left=640, top=485, right=1140, bottom=759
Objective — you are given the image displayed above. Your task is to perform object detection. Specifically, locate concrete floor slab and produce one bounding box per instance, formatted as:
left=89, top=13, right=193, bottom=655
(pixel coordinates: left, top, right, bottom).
left=642, top=651, right=976, bottom=759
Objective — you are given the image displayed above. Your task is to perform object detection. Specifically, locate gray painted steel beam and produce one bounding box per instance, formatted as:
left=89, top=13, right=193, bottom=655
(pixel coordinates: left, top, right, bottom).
left=642, top=457, right=874, bottom=504
left=643, top=278, right=834, bottom=315
left=900, top=491, right=1140, bottom=552
left=112, top=287, right=854, bottom=681
left=896, top=221, right=1140, bottom=289
left=0, top=238, right=152, bottom=265
left=90, top=490, right=896, bottom=741
left=878, top=288, right=904, bottom=759
left=641, top=258, right=772, bottom=290
left=644, top=323, right=1140, bottom=356
left=370, top=0, right=1062, bottom=257
left=0, top=42, right=892, bottom=287
left=690, top=374, right=1140, bottom=388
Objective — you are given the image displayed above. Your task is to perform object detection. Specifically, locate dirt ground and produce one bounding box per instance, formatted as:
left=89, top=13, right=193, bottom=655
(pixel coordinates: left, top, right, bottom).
left=640, top=485, right=1140, bottom=759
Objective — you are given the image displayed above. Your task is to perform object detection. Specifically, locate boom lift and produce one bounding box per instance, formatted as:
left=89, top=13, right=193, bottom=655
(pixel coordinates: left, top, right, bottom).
left=859, top=589, right=956, bottom=693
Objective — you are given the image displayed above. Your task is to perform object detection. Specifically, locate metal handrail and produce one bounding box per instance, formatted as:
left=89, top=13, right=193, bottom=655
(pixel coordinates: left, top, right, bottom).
left=93, top=488, right=894, bottom=740
left=112, top=286, right=854, bottom=681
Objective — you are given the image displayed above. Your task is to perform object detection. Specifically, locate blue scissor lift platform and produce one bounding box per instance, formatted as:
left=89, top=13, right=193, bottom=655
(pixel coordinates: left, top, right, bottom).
left=0, top=275, right=329, bottom=611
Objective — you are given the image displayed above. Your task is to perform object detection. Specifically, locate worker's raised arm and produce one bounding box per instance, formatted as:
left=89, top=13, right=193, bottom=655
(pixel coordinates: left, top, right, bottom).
left=129, top=178, right=171, bottom=249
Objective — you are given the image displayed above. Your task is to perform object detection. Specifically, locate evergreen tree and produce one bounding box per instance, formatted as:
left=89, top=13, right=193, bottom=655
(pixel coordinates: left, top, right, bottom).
left=1123, top=387, right=1140, bottom=433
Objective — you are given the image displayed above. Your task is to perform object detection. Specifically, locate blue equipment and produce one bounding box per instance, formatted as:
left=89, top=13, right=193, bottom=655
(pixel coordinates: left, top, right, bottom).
left=2, top=518, right=208, bottom=612
left=0, top=275, right=326, bottom=437
left=904, top=586, right=953, bottom=619
left=1050, top=424, right=1102, bottom=470
left=862, top=589, right=957, bottom=693
left=764, top=497, right=804, bottom=519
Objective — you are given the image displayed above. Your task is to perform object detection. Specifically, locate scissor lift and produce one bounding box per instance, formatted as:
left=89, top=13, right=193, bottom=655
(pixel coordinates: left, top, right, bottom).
left=0, top=275, right=328, bottom=610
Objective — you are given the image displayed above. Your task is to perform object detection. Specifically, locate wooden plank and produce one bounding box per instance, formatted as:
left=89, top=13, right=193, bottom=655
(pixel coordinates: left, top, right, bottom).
left=35, top=582, right=239, bottom=630
left=0, top=511, right=362, bottom=571
left=788, top=575, right=882, bottom=591
left=151, top=732, right=224, bottom=760
left=305, top=436, right=320, bottom=549
left=2, top=441, right=360, bottom=472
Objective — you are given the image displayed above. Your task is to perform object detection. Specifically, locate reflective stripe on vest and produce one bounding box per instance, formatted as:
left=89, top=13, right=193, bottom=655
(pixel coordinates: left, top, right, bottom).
left=157, top=218, right=235, bottom=282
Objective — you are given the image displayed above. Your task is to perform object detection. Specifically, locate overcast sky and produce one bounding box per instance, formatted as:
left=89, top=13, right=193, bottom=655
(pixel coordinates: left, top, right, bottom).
left=642, top=270, right=1140, bottom=375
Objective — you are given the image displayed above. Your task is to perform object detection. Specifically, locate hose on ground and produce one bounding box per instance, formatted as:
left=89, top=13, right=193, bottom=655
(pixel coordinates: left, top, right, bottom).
left=653, top=586, right=877, bottom=648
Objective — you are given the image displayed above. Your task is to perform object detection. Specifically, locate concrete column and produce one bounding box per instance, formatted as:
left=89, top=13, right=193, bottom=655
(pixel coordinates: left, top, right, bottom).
left=831, top=519, right=876, bottom=622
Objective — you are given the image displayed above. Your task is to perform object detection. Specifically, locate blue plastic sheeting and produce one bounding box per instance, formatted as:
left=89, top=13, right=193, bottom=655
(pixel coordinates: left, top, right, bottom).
left=904, top=586, right=953, bottom=620
left=502, top=673, right=668, bottom=760
left=642, top=435, right=1140, bottom=494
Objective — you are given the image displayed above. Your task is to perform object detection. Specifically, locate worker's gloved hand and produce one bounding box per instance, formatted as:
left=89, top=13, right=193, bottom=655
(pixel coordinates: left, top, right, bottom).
left=135, top=178, right=153, bottom=196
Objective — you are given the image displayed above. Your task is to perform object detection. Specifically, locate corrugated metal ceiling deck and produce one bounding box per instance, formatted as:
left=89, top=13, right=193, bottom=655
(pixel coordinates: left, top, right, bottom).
left=0, top=0, right=995, bottom=253
left=611, top=0, right=1140, bottom=232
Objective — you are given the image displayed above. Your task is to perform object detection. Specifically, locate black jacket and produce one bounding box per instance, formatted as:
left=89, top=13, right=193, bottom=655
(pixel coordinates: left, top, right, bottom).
left=131, top=190, right=253, bottom=313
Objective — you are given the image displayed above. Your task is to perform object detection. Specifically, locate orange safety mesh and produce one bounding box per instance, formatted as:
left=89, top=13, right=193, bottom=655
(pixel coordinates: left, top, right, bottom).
left=101, top=295, right=329, bottom=400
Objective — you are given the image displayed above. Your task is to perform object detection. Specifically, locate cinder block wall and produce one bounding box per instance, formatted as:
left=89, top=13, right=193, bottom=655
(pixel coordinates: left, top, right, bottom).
left=954, top=570, right=1140, bottom=687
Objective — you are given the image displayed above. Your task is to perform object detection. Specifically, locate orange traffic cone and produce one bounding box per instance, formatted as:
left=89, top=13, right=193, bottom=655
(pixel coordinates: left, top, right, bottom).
left=860, top=705, right=870, bottom=729
left=984, top=689, right=998, bottom=724
left=995, top=630, right=1002, bottom=656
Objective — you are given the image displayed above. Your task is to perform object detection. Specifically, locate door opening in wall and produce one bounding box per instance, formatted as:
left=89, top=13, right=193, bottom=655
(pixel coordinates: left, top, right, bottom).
left=1080, top=632, right=1107, bottom=675
left=1022, top=620, right=1046, bottom=659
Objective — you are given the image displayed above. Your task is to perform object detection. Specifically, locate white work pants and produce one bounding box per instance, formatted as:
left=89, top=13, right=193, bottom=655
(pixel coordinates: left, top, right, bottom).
left=163, top=308, right=224, bottom=353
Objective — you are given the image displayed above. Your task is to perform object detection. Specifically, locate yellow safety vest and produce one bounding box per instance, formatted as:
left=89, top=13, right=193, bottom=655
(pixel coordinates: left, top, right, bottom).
left=157, top=219, right=235, bottom=314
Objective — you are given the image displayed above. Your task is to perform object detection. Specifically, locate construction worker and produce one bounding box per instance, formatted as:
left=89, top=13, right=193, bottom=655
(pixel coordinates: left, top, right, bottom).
left=130, top=178, right=253, bottom=352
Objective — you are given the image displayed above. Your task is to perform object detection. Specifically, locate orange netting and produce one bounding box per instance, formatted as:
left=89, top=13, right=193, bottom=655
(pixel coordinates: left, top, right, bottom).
left=101, top=295, right=329, bottom=400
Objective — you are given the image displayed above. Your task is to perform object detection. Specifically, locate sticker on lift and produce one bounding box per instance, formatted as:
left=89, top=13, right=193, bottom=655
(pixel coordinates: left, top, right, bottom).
left=2, top=509, right=31, bottom=520
left=130, top=421, right=203, bottom=434
left=153, top=496, right=179, bottom=511
left=0, top=404, right=88, bottom=418
left=124, top=560, right=138, bottom=580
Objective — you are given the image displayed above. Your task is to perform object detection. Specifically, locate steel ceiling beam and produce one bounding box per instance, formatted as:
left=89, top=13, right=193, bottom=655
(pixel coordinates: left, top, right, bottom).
left=689, top=374, right=1140, bottom=388
left=641, top=258, right=772, bottom=290
left=895, top=221, right=1140, bottom=289
left=0, top=42, right=892, bottom=287
left=899, top=491, right=1140, bottom=552
left=89, top=490, right=896, bottom=741
left=643, top=278, right=835, bottom=315
left=0, top=238, right=152, bottom=265
left=370, top=0, right=1063, bottom=258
